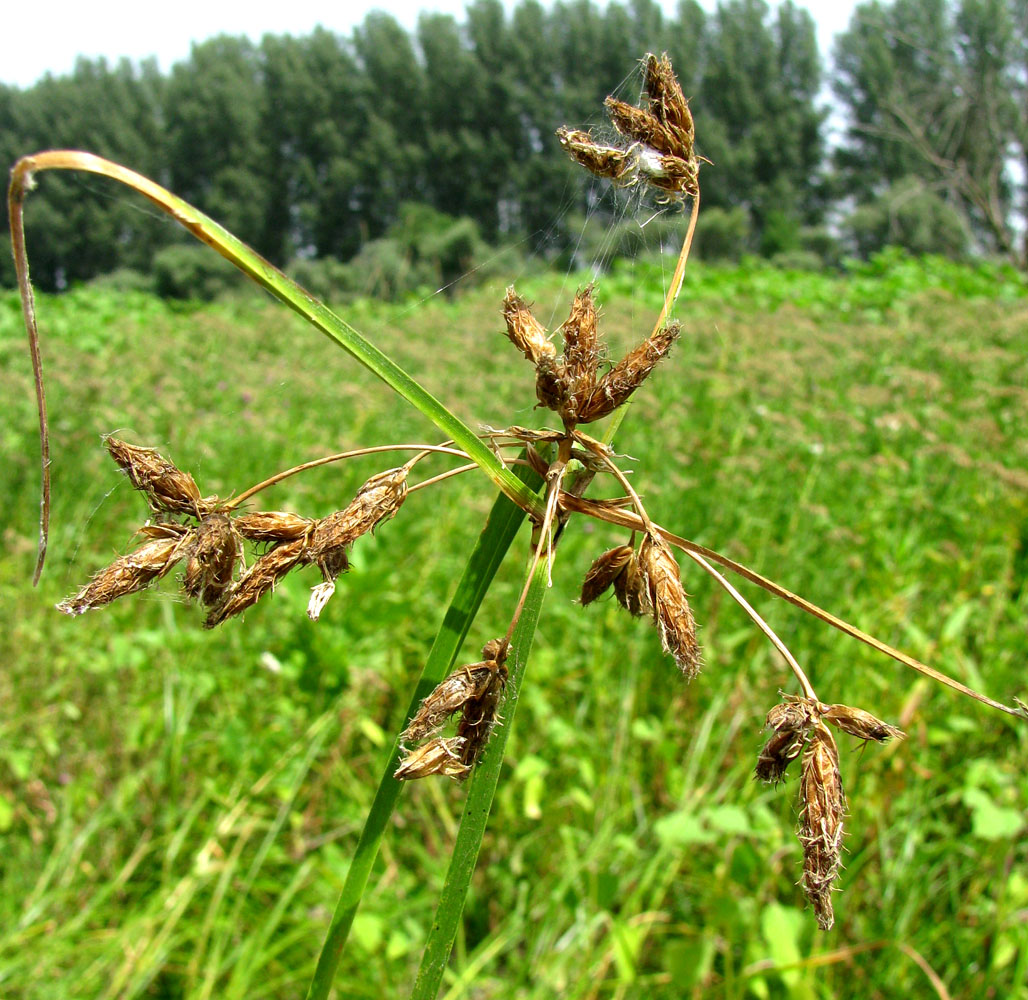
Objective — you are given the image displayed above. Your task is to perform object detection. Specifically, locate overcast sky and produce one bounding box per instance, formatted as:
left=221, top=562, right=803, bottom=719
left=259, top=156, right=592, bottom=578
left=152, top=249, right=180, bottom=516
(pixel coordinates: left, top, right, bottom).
left=2, top=0, right=858, bottom=89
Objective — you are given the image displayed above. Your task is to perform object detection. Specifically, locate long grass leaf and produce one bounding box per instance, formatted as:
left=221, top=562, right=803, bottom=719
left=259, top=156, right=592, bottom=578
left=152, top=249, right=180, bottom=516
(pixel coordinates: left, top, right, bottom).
left=410, top=553, right=550, bottom=999
left=304, top=459, right=543, bottom=1000
left=7, top=152, right=544, bottom=579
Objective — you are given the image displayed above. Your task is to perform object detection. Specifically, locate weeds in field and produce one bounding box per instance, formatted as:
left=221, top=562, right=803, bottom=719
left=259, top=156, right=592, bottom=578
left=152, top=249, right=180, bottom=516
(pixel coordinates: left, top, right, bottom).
left=8, top=52, right=1026, bottom=997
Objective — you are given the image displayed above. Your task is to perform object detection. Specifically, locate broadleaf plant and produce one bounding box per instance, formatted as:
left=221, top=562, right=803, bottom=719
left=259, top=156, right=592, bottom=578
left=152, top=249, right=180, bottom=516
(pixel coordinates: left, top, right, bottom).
left=8, top=53, right=1025, bottom=997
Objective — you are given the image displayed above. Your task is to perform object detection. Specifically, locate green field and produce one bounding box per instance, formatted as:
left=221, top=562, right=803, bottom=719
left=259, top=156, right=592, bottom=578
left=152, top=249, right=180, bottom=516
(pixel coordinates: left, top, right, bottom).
left=1, top=253, right=1027, bottom=998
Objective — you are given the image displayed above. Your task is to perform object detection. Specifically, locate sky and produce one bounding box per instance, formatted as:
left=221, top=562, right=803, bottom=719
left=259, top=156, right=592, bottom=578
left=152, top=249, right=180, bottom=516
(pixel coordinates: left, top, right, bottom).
left=1, top=0, right=859, bottom=90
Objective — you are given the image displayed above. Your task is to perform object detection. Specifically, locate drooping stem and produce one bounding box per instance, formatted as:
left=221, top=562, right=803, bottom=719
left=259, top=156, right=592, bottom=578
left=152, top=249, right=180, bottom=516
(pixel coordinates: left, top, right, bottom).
left=682, top=549, right=817, bottom=701
left=223, top=444, right=471, bottom=510
left=557, top=492, right=1027, bottom=720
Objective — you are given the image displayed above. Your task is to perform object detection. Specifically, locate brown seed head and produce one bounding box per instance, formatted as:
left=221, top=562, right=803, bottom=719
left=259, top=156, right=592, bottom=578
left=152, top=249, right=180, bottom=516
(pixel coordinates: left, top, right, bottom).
left=105, top=437, right=217, bottom=517
left=234, top=511, right=315, bottom=542
left=756, top=728, right=810, bottom=785
left=456, top=662, right=508, bottom=773
left=576, top=322, right=680, bottom=424
left=402, top=660, right=504, bottom=744
left=581, top=545, right=634, bottom=605
left=799, top=723, right=845, bottom=930
left=503, top=287, right=556, bottom=364
left=638, top=534, right=701, bottom=678
left=535, top=353, right=570, bottom=413
left=821, top=704, right=905, bottom=744
left=394, top=737, right=470, bottom=781
left=560, top=285, right=600, bottom=388
left=642, top=52, right=696, bottom=160
left=481, top=637, right=506, bottom=662
left=613, top=550, right=653, bottom=617
left=766, top=696, right=820, bottom=734
left=556, top=127, right=639, bottom=186
left=58, top=531, right=190, bottom=615
left=203, top=537, right=306, bottom=628
left=182, top=513, right=241, bottom=606
left=309, top=468, right=408, bottom=553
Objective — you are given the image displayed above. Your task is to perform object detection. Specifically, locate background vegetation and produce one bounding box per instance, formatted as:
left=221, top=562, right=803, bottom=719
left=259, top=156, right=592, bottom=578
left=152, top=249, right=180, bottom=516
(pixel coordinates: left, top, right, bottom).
left=1, top=254, right=1026, bottom=997
left=2, top=0, right=1027, bottom=294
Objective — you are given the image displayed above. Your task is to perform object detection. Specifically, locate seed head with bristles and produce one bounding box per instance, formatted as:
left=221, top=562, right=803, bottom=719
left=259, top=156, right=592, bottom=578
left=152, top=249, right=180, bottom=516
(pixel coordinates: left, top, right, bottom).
left=394, top=737, right=470, bottom=781
left=799, top=723, right=846, bottom=930
left=203, top=537, right=306, bottom=628
left=182, top=513, right=241, bottom=606
left=456, top=662, right=507, bottom=772
left=638, top=534, right=701, bottom=677
left=503, top=287, right=557, bottom=365
left=402, top=660, right=506, bottom=744
left=105, top=437, right=217, bottom=517
left=580, top=545, right=635, bottom=606
left=821, top=704, right=905, bottom=745
left=755, top=696, right=820, bottom=785
left=58, top=527, right=190, bottom=615
left=234, top=511, right=316, bottom=542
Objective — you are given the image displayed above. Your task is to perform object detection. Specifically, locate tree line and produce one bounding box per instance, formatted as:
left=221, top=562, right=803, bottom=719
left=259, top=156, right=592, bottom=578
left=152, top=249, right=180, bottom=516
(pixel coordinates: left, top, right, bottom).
left=2, top=0, right=1025, bottom=293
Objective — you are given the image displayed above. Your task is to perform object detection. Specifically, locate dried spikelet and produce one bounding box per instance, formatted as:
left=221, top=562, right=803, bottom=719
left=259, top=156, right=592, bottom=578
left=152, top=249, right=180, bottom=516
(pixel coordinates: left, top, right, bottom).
left=638, top=534, right=701, bottom=677
left=307, top=467, right=409, bottom=571
left=402, top=660, right=504, bottom=744
left=481, top=637, right=506, bottom=661
left=613, top=551, right=652, bottom=617
left=503, top=287, right=556, bottom=364
left=756, top=698, right=819, bottom=784
left=456, top=662, right=508, bottom=772
left=766, top=696, right=820, bottom=733
left=561, top=285, right=600, bottom=387
left=556, top=127, right=639, bottom=186
left=642, top=52, right=696, bottom=160
left=799, top=723, right=845, bottom=930
left=203, top=537, right=306, bottom=628
left=234, top=511, right=315, bottom=542
left=535, top=354, right=570, bottom=412
left=58, top=532, right=189, bottom=615
left=394, top=737, right=470, bottom=781
left=105, top=437, right=217, bottom=517
left=580, top=545, right=634, bottom=605
left=182, top=513, right=241, bottom=606
left=605, top=98, right=676, bottom=157
left=576, top=322, right=680, bottom=424
left=756, top=728, right=810, bottom=785
left=821, top=704, right=905, bottom=744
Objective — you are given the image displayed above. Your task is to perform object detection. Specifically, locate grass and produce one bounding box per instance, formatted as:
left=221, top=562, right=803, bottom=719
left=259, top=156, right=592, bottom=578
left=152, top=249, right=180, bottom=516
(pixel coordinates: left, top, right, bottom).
left=1, top=253, right=1027, bottom=998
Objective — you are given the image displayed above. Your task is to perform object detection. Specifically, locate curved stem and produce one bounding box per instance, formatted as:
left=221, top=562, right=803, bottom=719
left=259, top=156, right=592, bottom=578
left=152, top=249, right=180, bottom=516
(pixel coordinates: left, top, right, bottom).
left=223, top=444, right=470, bottom=510
left=8, top=151, right=546, bottom=580
left=557, top=492, right=1026, bottom=719
left=649, top=193, right=699, bottom=338
left=573, top=432, right=654, bottom=534
left=408, top=463, right=479, bottom=493
left=682, top=549, right=817, bottom=701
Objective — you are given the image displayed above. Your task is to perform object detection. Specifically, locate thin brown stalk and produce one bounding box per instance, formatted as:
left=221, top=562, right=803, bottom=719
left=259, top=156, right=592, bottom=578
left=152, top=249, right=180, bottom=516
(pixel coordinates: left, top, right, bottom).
left=557, top=492, right=1027, bottom=719
left=9, top=159, right=49, bottom=584
left=682, top=549, right=817, bottom=701
left=223, top=444, right=469, bottom=510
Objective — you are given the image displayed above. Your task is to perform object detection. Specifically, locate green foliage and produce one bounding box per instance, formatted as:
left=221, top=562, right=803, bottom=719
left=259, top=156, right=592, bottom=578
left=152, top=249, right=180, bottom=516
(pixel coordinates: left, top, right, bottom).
left=843, top=176, right=971, bottom=259
left=151, top=243, right=250, bottom=300
left=834, top=0, right=1027, bottom=264
left=2, top=257, right=1026, bottom=997
left=693, top=206, right=752, bottom=261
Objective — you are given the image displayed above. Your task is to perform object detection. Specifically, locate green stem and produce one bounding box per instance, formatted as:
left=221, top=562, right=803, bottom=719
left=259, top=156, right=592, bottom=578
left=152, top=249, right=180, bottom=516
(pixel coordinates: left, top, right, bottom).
left=8, top=152, right=544, bottom=580
left=410, top=554, right=549, bottom=999
left=304, top=460, right=543, bottom=1000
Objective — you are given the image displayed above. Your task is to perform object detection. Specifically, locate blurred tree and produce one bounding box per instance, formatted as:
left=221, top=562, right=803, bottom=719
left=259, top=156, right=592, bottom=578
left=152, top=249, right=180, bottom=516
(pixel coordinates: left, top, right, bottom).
left=834, top=0, right=1026, bottom=266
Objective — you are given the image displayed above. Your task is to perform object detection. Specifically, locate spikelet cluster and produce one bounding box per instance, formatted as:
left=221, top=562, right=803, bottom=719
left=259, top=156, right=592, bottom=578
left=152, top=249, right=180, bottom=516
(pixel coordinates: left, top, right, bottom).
left=58, top=438, right=410, bottom=626
left=580, top=534, right=700, bottom=677
left=754, top=694, right=904, bottom=928
left=557, top=52, right=704, bottom=205
left=502, top=287, right=678, bottom=428
left=395, top=641, right=509, bottom=781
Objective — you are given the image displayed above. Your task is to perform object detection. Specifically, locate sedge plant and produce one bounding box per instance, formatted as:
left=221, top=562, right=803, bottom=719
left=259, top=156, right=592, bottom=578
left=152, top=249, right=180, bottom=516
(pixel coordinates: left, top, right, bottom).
left=8, top=53, right=1026, bottom=998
